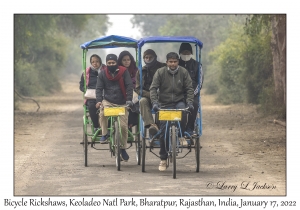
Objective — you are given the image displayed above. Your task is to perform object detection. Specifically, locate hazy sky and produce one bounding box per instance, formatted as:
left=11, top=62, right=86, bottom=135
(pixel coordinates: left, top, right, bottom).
left=105, top=15, right=142, bottom=39
left=101, top=15, right=142, bottom=59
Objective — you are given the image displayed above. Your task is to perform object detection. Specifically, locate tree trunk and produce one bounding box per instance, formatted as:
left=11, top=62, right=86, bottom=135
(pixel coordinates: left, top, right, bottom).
left=270, top=15, right=286, bottom=107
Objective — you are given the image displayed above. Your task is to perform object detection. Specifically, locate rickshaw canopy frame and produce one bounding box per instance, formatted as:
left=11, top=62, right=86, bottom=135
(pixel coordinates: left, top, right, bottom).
left=80, top=35, right=138, bottom=49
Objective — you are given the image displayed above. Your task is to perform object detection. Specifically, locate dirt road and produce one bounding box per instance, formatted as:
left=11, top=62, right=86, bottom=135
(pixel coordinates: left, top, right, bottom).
left=14, top=75, right=286, bottom=196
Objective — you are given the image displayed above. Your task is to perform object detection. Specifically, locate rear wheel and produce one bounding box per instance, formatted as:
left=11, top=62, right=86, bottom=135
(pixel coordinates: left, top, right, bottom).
left=195, top=137, right=200, bottom=172
left=171, top=125, right=177, bottom=179
left=83, top=125, right=88, bottom=167
left=141, top=133, right=146, bottom=172
left=115, top=120, right=121, bottom=171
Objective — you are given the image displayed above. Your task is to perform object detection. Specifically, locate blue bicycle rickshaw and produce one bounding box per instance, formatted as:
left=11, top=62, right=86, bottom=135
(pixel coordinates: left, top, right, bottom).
left=80, top=35, right=141, bottom=170
left=137, top=36, right=203, bottom=178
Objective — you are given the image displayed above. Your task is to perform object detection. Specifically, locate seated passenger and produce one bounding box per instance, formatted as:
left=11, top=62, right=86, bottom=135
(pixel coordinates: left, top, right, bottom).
left=96, top=54, right=133, bottom=162
left=178, top=43, right=204, bottom=136
left=134, top=49, right=166, bottom=136
left=117, top=50, right=139, bottom=129
left=79, top=54, right=106, bottom=132
left=150, top=52, right=194, bottom=171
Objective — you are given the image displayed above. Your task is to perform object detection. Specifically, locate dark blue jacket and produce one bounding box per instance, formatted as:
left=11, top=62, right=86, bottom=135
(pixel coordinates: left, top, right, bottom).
left=96, top=67, right=133, bottom=105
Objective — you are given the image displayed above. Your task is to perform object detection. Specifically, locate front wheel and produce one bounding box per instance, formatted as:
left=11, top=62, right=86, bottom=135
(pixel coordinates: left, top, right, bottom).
left=114, top=120, right=121, bottom=171
left=135, top=130, right=141, bottom=165
left=171, top=125, right=177, bottom=179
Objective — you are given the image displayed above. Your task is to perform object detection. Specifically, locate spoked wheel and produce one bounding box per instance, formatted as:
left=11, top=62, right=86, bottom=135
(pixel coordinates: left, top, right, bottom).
left=83, top=125, right=88, bottom=167
left=135, top=131, right=141, bottom=165
left=141, top=134, right=146, bottom=172
left=195, top=136, right=200, bottom=172
left=114, top=120, right=121, bottom=171
left=171, top=125, right=177, bottom=179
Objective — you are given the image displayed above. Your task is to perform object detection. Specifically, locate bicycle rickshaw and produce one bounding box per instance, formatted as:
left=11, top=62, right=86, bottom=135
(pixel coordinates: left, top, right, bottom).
left=137, top=36, right=203, bottom=178
left=80, top=35, right=141, bottom=170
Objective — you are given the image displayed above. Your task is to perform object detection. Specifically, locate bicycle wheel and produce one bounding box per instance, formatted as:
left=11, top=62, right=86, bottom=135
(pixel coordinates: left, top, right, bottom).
left=114, top=120, right=121, bottom=171
left=83, top=125, right=88, bottom=167
left=195, top=136, right=200, bottom=172
left=135, top=131, right=141, bottom=165
left=141, top=133, right=146, bottom=172
left=171, top=125, right=177, bottom=179
left=108, top=117, right=115, bottom=156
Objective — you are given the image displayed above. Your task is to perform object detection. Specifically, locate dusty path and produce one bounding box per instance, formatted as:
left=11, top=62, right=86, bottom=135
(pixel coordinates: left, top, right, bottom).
left=14, top=75, right=286, bottom=196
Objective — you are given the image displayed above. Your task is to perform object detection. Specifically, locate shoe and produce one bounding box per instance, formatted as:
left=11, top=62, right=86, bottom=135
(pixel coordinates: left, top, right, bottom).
left=100, top=134, right=109, bottom=143
left=158, top=160, right=167, bottom=171
left=120, top=149, right=129, bottom=162
left=149, top=124, right=159, bottom=136
left=179, top=137, right=188, bottom=146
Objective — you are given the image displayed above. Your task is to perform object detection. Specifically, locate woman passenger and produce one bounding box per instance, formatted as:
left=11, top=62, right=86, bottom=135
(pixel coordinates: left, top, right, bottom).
left=79, top=54, right=106, bottom=132
left=117, top=50, right=139, bottom=129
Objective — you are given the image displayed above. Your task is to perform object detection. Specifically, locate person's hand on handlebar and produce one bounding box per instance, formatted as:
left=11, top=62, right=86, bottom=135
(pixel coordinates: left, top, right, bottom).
left=126, top=101, right=134, bottom=108
left=95, top=102, right=102, bottom=109
left=152, top=102, right=160, bottom=112
left=187, top=102, right=194, bottom=112
left=186, top=103, right=194, bottom=112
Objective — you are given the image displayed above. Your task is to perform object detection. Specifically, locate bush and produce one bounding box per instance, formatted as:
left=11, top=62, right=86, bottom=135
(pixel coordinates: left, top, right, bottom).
left=14, top=61, right=42, bottom=96
left=209, top=23, right=247, bottom=104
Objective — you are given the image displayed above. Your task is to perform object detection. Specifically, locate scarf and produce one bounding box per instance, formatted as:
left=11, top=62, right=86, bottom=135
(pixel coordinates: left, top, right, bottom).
left=105, top=66, right=127, bottom=100
left=167, top=66, right=180, bottom=75
left=145, top=58, right=157, bottom=68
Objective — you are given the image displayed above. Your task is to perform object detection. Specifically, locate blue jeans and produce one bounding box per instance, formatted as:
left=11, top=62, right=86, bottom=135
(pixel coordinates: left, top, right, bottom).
left=159, top=101, right=187, bottom=160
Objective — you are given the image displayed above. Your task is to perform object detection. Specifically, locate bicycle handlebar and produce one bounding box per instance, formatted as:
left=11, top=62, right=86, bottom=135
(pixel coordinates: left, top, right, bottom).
left=97, top=104, right=132, bottom=114
left=157, top=107, right=189, bottom=111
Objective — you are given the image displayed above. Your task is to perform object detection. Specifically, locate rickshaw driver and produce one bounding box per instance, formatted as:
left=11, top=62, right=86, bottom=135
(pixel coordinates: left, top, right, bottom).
left=150, top=52, right=194, bottom=171
left=178, top=43, right=204, bottom=136
left=95, top=54, right=134, bottom=161
left=135, top=49, right=166, bottom=137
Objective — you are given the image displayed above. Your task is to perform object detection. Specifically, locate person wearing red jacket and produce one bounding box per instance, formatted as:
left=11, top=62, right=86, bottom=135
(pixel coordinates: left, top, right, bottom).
left=96, top=54, right=133, bottom=161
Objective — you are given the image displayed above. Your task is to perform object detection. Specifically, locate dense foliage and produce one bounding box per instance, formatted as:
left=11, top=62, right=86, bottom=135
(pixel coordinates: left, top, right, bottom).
left=14, top=14, right=109, bottom=96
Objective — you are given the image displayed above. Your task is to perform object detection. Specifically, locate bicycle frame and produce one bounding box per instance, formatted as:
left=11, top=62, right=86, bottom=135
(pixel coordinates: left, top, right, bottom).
left=159, top=108, right=188, bottom=152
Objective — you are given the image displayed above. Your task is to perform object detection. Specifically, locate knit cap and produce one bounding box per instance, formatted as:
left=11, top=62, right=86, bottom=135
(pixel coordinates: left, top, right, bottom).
left=106, top=54, right=118, bottom=62
left=179, top=43, right=193, bottom=54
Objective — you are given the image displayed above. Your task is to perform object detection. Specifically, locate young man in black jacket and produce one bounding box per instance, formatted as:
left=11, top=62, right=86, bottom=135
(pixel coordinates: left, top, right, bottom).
left=96, top=54, right=134, bottom=161
left=178, top=43, right=204, bottom=136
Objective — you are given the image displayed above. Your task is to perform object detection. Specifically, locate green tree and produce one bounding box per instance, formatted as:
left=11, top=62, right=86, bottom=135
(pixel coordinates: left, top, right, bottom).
left=243, top=15, right=285, bottom=117
left=14, top=14, right=109, bottom=97
left=131, top=15, right=169, bottom=36
left=209, top=23, right=248, bottom=104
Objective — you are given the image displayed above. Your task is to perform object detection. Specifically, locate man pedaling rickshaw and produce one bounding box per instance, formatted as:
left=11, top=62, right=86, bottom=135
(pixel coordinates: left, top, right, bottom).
left=95, top=54, right=134, bottom=162
left=149, top=52, right=194, bottom=171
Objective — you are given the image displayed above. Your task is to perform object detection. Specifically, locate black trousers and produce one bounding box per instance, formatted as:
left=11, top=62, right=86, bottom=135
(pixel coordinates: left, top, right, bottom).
left=159, top=101, right=187, bottom=160
left=186, top=96, right=199, bottom=131
left=128, top=102, right=139, bottom=127
left=86, top=99, right=99, bottom=128
left=128, top=109, right=139, bottom=127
